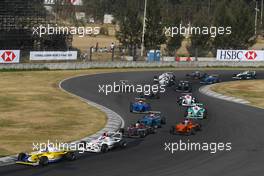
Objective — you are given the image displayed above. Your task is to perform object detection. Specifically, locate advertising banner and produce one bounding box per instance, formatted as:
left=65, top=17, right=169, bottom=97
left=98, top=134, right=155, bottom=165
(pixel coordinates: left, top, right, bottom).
left=0, top=50, right=20, bottom=63
left=217, top=50, right=264, bottom=61
left=30, top=51, right=78, bottom=61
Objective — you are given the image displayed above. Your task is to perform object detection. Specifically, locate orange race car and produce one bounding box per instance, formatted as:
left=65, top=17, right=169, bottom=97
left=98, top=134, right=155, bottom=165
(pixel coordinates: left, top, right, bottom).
left=170, top=120, right=201, bottom=135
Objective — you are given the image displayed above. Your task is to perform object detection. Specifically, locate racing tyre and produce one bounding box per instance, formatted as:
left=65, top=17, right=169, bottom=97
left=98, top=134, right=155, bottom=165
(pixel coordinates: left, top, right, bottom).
left=119, top=128, right=125, bottom=134
left=188, top=129, right=195, bottom=136
left=195, top=124, right=202, bottom=131
left=161, top=117, right=166, bottom=125
left=101, top=144, right=109, bottom=153
left=170, top=126, right=175, bottom=135
left=39, top=156, right=49, bottom=166
left=18, top=153, right=26, bottom=161
left=139, top=131, right=146, bottom=138
left=65, top=152, right=76, bottom=161
left=203, top=110, right=207, bottom=119
left=152, top=128, right=157, bottom=134
left=80, top=140, right=87, bottom=146
left=129, top=103, right=133, bottom=112
left=119, top=141, right=127, bottom=149
left=184, top=111, right=188, bottom=118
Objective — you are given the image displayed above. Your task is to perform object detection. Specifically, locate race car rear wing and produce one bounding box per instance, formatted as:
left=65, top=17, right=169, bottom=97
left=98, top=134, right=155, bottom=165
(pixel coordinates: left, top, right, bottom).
left=181, top=93, right=193, bottom=95
left=193, top=103, right=204, bottom=106
left=135, top=98, right=147, bottom=101
left=211, top=74, right=219, bottom=77
left=148, top=111, right=161, bottom=114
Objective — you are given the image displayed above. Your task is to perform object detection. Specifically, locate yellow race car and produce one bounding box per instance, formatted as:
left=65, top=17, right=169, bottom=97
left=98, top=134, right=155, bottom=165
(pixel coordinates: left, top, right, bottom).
left=16, top=146, right=76, bottom=166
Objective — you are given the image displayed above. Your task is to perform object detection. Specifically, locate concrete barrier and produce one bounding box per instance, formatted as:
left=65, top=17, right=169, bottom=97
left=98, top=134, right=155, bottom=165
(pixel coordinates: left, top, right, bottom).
left=0, top=61, right=264, bottom=70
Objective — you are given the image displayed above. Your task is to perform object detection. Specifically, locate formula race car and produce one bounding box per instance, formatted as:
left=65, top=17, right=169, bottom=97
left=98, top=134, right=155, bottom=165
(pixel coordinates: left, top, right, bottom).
left=170, top=119, right=201, bottom=135
left=16, top=146, right=76, bottom=166
left=185, top=103, right=207, bottom=119
left=200, top=75, right=220, bottom=84
left=154, top=72, right=176, bottom=87
left=186, top=71, right=208, bottom=80
left=177, top=93, right=197, bottom=107
left=232, top=71, right=257, bottom=80
left=138, top=111, right=166, bottom=128
left=121, top=123, right=156, bottom=138
left=130, top=98, right=151, bottom=113
left=175, top=81, right=192, bottom=92
left=80, top=132, right=127, bottom=153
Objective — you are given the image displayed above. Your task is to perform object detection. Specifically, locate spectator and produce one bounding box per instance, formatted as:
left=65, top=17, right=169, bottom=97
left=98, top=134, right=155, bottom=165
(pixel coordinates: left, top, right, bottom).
left=95, top=42, right=99, bottom=52
left=110, top=42, right=115, bottom=51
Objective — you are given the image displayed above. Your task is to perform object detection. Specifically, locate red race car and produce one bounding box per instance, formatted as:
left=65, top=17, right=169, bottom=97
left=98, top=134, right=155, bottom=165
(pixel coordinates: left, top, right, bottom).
left=170, top=120, right=201, bottom=135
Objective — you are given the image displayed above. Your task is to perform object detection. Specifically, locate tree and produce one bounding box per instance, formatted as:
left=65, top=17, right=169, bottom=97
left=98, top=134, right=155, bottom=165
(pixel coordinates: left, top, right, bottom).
left=212, top=0, right=255, bottom=51
left=164, top=16, right=184, bottom=56
left=144, top=0, right=166, bottom=51
left=83, top=0, right=110, bottom=23
left=115, top=1, right=142, bottom=58
left=187, top=9, right=212, bottom=57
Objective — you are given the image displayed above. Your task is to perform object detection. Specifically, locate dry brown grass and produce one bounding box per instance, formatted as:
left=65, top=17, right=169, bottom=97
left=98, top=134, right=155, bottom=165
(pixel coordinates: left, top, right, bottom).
left=0, top=70, right=111, bottom=156
left=211, top=80, right=264, bottom=109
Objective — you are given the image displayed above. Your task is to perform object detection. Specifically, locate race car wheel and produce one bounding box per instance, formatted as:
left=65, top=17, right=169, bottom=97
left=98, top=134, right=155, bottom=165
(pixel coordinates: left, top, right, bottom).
left=184, top=111, right=188, bottom=118
left=188, top=129, right=195, bottom=136
left=65, top=152, right=76, bottom=161
left=39, top=156, right=49, bottom=166
left=151, top=128, right=157, bottom=134
left=139, top=131, right=146, bottom=138
left=18, top=153, right=26, bottom=161
left=120, top=141, right=127, bottom=149
left=101, top=144, right=109, bottom=153
left=119, top=128, right=125, bottom=134
left=195, top=124, right=202, bottom=131
left=129, top=103, right=133, bottom=112
left=80, top=140, right=87, bottom=146
left=170, top=126, right=175, bottom=135
left=203, top=110, right=207, bottom=119
left=161, top=117, right=166, bottom=124
left=154, top=125, right=159, bottom=129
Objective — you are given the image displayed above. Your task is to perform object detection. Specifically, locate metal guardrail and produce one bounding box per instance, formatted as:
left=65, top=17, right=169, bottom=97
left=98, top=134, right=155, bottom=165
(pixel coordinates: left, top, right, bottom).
left=0, top=61, right=264, bottom=70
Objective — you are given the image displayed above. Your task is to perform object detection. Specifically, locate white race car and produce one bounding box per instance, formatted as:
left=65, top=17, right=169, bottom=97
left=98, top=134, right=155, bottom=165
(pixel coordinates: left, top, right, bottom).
left=232, top=71, right=256, bottom=80
left=177, top=94, right=197, bottom=107
left=154, top=72, right=175, bottom=86
left=80, top=132, right=127, bottom=153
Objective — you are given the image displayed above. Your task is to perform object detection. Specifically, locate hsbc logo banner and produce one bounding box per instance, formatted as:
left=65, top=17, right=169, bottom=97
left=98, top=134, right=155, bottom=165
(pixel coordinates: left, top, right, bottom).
left=0, top=50, right=20, bottom=63
left=217, top=50, right=264, bottom=61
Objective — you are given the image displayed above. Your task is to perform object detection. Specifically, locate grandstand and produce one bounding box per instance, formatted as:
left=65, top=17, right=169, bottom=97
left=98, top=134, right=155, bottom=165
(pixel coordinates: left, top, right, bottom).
left=0, top=0, right=72, bottom=57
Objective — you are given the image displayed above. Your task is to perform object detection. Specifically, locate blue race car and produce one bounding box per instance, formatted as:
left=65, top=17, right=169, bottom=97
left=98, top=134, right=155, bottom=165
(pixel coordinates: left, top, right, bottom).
left=200, top=75, right=220, bottom=84
left=138, top=111, right=166, bottom=128
left=130, top=98, right=151, bottom=113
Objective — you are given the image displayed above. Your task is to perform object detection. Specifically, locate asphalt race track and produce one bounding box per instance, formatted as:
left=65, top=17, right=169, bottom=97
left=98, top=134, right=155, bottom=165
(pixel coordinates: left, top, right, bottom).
left=1, top=70, right=264, bottom=176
